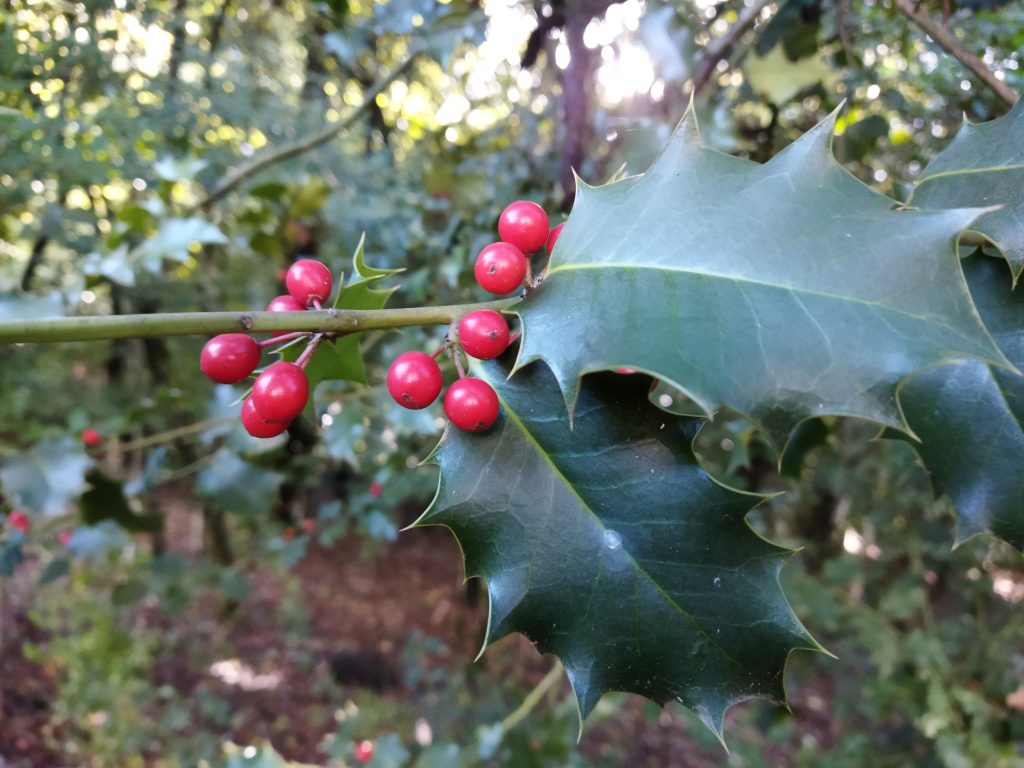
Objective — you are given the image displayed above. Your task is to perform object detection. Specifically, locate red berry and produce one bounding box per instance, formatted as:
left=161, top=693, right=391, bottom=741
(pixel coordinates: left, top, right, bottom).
left=285, top=259, right=333, bottom=307
left=387, top=351, right=443, bottom=410
left=267, top=294, right=305, bottom=337
left=474, top=242, right=527, bottom=295
left=283, top=526, right=296, bottom=541
left=200, top=334, right=261, bottom=384
left=251, top=361, right=309, bottom=422
left=444, top=378, right=499, bottom=432
left=546, top=222, right=564, bottom=255
left=498, top=200, right=550, bottom=254
left=458, top=310, right=510, bottom=360
left=240, top=397, right=290, bottom=438
left=302, top=519, right=316, bottom=533
left=59, top=530, right=73, bottom=547
left=80, top=428, right=103, bottom=447
left=354, top=740, right=374, bottom=764
left=8, top=510, right=29, bottom=532
left=369, top=481, right=382, bottom=498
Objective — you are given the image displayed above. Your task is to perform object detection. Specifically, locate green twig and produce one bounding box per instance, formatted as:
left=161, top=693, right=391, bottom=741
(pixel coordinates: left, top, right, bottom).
left=117, top=418, right=229, bottom=453
left=195, top=48, right=425, bottom=210
left=893, top=0, right=1018, bottom=107
left=497, top=660, right=564, bottom=737
left=0, top=299, right=517, bottom=345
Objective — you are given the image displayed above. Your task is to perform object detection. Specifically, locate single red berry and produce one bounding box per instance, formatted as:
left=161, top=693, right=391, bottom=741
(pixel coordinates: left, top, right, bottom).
left=474, top=242, right=527, bottom=295
left=8, top=510, right=30, bottom=533
left=80, top=428, right=103, bottom=447
left=283, top=526, right=296, bottom=541
left=301, top=519, right=316, bottom=533
left=498, top=200, right=550, bottom=254
left=59, top=530, right=73, bottom=547
left=200, top=334, right=261, bottom=384
left=546, top=222, right=564, bottom=254
left=444, top=378, right=499, bottom=432
left=240, top=397, right=290, bottom=438
left=458, top=310, right=510, bottom=360
left=267, top=294, right=305, bottom=337
left=251, top=361, right=309, bottom=423
left=387, top=351, right=443, bottom=410
left=285, top=259, right=333, bottom=307
left=354, top=740, right=374, bottom=764
left=369, top=481, right=382, bottom=498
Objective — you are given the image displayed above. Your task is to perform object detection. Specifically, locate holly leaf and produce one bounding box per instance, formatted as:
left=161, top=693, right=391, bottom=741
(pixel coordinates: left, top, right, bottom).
left=898, top=255, right=1024, bottom=549
left=516, top=107, right=1006, bottom=450
left=0, top=291, right=64, bottom=320
left=279, top=236, right=399, bottom=410
left=196, top=450, right=283, bottom=519
left=79, top=471, right=163, bottom=534
left=909, top=98, right=1024, bottom=280
left=137, top=217, right=227, bottom=272
left=0, top=437, right=91, bottom=517
left=411, top=355, right=820, bottom=736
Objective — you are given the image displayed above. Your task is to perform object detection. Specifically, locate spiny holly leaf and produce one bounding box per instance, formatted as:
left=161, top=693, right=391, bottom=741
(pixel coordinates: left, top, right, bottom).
left=898, top=255, right=1024, bottom=549
left=909, top=98, right=1024, bottom=280
left=411, top=355, right=820, bottom=737
left=279, top=236, right=399, bottom=407
left=516, top=107, right=1006, bottom=450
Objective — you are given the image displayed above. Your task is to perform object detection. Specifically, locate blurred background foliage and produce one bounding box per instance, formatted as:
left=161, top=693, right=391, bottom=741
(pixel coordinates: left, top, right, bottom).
left=1, top=0, right=1023, bottom=765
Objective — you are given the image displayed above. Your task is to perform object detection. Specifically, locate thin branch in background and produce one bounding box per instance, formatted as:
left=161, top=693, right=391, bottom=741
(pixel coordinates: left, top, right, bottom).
left=834, top=0, right=858, bottom=65
left=19, top=235, right=48, bottom=291
left=166, top=0, right=188, bottom=102
left=494, top=661, right=564, bottom=738
left=203, top=0, right=234, bottom=91
left=893, top=0, right=1018, bottom=107
left=689, top=0, right=775, bottom=100
left=195, top=48, right=424, bottom=211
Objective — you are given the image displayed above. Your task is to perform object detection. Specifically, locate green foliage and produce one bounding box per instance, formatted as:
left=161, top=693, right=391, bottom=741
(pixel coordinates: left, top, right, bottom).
left=517, top=108, right=1003, bottom=450
left=417, top=357, right=818, bottom=732
left=909, top=98, right=1024, bottom=278
left=899, top=254, right=1024, bottom=548
left=2, top=0, right=1024, bottom=764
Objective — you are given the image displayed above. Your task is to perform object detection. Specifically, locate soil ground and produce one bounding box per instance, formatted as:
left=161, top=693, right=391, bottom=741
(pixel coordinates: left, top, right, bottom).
left=0, top=498, right=826, bottom=767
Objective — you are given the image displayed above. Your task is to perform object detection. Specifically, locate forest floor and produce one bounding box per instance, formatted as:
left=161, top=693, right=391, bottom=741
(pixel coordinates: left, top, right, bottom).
left=0, top=496, right=827, bottom=768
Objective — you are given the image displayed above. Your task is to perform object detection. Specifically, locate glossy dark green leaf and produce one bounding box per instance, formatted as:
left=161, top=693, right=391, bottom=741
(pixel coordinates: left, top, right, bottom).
left=412, top=356, right=820, bottom=736
left=909, top=98, right=1024, bottom=280
left=79, top=471, right=163, bottom=533
left=38, top=557, right=70, bottom=584
left=0, top=536, right=25, bottom=577
left=899, top=255, right=1024, bottom=549
left=516, top=107, right=1004, bottom=450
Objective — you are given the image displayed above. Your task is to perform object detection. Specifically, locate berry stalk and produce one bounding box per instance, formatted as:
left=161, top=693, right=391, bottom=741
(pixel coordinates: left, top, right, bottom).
left=0, top=301, right=517, bottom=345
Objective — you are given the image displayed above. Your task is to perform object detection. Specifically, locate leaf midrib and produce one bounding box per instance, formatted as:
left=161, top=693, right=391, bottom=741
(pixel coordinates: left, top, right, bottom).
left=493, top=387, right=745, bottom=672
left=545, top=262, right=975, bottom=338
left=907, top=162, right=1024, bottom=206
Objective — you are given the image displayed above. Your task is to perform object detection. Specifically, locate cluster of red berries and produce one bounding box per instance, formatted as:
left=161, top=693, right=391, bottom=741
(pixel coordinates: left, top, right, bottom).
left=200, top=259, right=333, bottom=438
left=385, top=200, right=562, bottom=432
left=5, top=509, right=30, bottom=533
left=200, top=201, right=561, bottom=438
left=474, top=200, right=563, bottom=294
